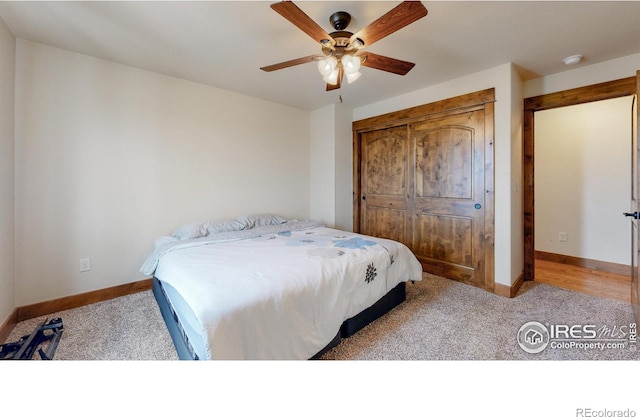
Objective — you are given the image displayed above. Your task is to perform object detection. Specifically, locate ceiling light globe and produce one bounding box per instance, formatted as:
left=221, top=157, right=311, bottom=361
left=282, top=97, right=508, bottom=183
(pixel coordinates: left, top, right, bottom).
left=345, top=70, right=361, bottom=84
left=341, top=54, right=361, bottom=74
left=317, top=57, right=337, bottom=76
left=323, top=68, right=339, bottom=85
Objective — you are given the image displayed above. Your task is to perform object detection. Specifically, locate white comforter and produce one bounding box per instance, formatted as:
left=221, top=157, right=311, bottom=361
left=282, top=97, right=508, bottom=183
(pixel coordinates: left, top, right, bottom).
left=146, top=221, right=422, bottom=359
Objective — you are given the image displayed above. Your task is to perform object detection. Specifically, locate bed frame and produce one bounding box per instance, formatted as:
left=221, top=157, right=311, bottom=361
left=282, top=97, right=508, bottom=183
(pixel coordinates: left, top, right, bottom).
left=152, top=277, right=406, bottom=360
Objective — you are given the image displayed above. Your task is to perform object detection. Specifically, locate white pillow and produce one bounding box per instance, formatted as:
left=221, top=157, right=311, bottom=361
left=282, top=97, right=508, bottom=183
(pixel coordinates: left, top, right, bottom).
left=237, top=213, right=288, bottom=229
left=204, top=218, right=246, bottom=234
left=170, top=222, right=207, bottom=240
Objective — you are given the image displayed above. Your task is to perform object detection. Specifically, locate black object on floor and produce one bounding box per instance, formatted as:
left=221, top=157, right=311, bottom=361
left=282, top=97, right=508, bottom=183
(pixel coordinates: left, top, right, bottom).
left=0, top=318, right=64, bottom=360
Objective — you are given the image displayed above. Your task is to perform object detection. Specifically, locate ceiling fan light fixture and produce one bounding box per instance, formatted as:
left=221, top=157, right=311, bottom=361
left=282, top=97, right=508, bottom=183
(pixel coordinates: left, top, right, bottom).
left=341, top=54, right=361, bottom=74
left=345, top=70, right=361, bottom=84
left=317, top=56, right=338, bottom=76
left=323, top=67, right=340, bottom=85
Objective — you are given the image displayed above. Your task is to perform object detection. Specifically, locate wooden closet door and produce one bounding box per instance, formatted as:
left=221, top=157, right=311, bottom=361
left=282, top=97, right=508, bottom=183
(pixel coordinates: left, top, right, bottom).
left=360, top=126, right=410, bottom=243
left=410, top=109, right=486, bottom=287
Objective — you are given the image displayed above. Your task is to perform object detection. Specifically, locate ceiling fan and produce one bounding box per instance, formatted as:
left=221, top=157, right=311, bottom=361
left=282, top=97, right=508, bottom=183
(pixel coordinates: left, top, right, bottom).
left=260, top=1, right=428, bottom=91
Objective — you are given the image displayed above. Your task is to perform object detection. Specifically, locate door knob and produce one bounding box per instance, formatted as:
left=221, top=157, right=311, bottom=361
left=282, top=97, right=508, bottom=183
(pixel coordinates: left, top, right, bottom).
left=623, top=212, right=639, bottom=219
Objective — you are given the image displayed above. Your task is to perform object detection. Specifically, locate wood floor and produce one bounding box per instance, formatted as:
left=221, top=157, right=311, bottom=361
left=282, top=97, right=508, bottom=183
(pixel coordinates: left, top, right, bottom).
left=535, top=259, right=631, bottom=303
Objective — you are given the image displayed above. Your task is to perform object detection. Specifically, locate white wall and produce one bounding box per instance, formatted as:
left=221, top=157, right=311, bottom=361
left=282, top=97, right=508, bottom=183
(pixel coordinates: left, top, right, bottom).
left=535, top=96, right=633, bottom=265
left=0, top=18, right=15, bottom=325
left=334, top=104, right=354, bottom=232
left=354, top=63, right=523, bottom=287
left=310, top=103, right=353, bottom=231
left=14, top=40, right=311, bottom=306
left=310, top=105, right=335, bottom=226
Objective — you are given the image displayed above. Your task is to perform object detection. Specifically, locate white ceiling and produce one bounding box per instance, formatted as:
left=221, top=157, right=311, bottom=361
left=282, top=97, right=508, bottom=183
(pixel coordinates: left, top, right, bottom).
left=1, top=1, right=639, bottom=111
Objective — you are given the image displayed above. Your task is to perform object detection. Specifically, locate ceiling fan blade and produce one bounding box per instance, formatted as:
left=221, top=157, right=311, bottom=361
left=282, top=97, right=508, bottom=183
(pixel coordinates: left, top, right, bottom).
left=271, top=1, right=336, bottom=47
left=350, top=1, right=427, bottom=48
left=326, top=67, right=343, bottom=91
left=360, top=52, right=416, bottom=75
left=260, top=55, right=323, bottom=72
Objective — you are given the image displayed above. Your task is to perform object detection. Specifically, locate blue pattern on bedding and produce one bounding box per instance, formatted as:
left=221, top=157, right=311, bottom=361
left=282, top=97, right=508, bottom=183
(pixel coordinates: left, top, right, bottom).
left=272, top=231, right=382, bottom=262
left=333, top=237, right=377, bottom=250
left=275, top=230, right=378, bottom=249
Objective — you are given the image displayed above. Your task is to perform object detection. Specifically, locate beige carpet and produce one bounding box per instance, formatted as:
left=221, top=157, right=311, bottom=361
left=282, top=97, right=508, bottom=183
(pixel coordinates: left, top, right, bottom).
left=4, top=273, right=640, bottom=360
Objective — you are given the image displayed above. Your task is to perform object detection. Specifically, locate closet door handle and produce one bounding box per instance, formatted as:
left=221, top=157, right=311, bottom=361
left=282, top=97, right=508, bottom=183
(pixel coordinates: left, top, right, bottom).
left=623, top=212, right=639, bottom=219
left=362, top=195, right=366, bottom=201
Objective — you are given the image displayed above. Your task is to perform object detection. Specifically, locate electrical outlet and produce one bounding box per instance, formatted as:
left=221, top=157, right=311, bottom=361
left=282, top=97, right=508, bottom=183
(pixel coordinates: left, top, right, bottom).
left=79, top=258, right=91, bottom=272
left=559, top=232, right=568, bottom=242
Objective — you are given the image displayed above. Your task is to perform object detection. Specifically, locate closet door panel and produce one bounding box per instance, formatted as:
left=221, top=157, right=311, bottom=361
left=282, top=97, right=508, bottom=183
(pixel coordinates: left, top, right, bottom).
left=416, top=127, right=473, bottom=199
left=410, top=110, right=486, bottom=286
left=364, top=205, right=407, bottom=243
left=360, top=126, right=410, bottom=243
left=414, top=213, right=473, bottom=267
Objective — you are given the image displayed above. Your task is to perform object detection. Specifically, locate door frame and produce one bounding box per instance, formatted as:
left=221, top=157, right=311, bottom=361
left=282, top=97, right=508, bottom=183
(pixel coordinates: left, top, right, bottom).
left=522, top=77, right=637, bottom=281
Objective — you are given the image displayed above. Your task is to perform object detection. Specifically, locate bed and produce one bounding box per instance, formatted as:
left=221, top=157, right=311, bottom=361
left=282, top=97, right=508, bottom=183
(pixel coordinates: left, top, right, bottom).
left=140, top=214, right=423, bottom=360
